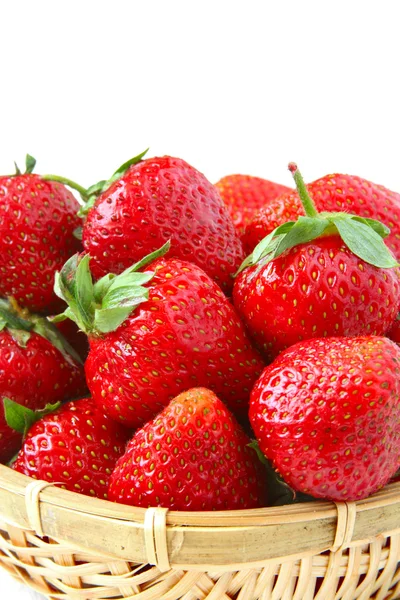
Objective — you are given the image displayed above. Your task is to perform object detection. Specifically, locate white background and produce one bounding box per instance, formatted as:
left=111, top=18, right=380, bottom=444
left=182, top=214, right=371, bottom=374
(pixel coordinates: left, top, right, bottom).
left=1, top=1, right=400, bottom=598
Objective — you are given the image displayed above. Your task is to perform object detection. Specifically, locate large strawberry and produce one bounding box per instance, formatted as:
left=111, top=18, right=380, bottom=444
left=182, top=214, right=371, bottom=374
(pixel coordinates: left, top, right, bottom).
left=243, top=172, right=400, bottom=258
left=109, top=387, right=267, bottom=510
left=0, top=299, right=86, bottom=463
left=0, top=155, right=82, bottom=313
left=215, top=173, right=291, bottom=238
left=250, top=336, right=400, bottom=502
left=53, top=244, right=264, bottom=428
left=8, top=397, right=130, bottom=498
left=233, top=164, right=400, bottom=360
left=69, top=152, right=244, bottom=294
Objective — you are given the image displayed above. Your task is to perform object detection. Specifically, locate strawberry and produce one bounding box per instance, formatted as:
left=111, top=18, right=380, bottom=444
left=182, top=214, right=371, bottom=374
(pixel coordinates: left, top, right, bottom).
left=243, top=173, right=400, bottom=258
left=215, top=174, right=291, bottom=238
left=78, top=152, right=244, bottom=294
left=0, top=155, right=82, bottom=313
left=53, top=244, right=264, bottom=428
left=0, top=299, right=86, bottom=463
left=233, top=164, right=400, bottom=360
left=108, top=387, right=267, bottom=510
left=249, top=336, right=400, bottom=502
left=10, top=397, right=130, bottom=498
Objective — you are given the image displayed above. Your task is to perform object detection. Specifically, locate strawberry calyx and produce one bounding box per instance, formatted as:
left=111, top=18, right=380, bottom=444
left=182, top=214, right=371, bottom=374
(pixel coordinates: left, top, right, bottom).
left=53, top=240, right=170, bottom=336
left=41, top=149, right=149, bottom=218
left=0, top=298, right=82, bottom=364
left=0, top=298, right=33, bottom=336
left=236, top=163, right=399, bottom=274
left=3, top=397, right=61, bottom=438
left=7, top=154, right=37, bottom=177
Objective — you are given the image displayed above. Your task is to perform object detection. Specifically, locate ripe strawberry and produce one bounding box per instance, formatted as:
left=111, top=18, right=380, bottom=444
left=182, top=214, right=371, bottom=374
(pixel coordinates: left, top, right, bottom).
left=11, top=398, right=130, bottom=498
left=109, top=388, right=267, bottom=510
left=233, top=164, right=400, bottom=360
left=0, top=299, right=86, bottom=463
left=0, top=155, right=82, bottom=313
left=215, top=174, right=291, bottom=238
left=80, top=153, right=244, bottom=294
left=53, top=244, right=264, bottom=428
left=243, top=173, right=400, bottom=258
left=250, top=336, right=400, bottom=502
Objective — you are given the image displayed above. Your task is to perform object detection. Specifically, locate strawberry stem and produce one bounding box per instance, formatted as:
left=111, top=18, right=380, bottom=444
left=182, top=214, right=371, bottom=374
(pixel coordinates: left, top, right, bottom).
left=288, top=163, right=318, bottom=218
left=41, top=174, right=89, bottom=201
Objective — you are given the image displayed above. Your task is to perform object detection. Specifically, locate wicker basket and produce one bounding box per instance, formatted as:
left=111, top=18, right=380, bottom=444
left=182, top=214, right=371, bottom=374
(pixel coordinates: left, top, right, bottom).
left=0, top=464, right=400, bottom=600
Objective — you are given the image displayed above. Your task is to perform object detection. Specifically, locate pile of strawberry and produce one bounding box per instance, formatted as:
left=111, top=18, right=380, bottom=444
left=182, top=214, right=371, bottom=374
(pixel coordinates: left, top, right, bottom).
left=1, top=151, right=400, bottom=510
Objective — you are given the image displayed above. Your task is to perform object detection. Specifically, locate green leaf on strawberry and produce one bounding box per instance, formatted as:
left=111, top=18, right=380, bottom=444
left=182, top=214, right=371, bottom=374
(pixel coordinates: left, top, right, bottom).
left=53, top=241, right=171, bottom=335
left=3, top=397, right=61, bottom=438
left=107, top=148, right=149, bottom=186
left=0, top=299, right=34, bottom=333
left=237, top=163, right=399, bottom=274
left=25, top=154, right=36, bottom=174
left=0, top=298, right=82, bottom=363
left=12, top=154, right=36, bottom=177
left=331, top=216, right=396, bottom=268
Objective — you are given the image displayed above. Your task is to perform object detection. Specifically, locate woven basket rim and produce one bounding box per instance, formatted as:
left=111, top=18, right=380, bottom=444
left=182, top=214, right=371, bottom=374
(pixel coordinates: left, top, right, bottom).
left=1, top=463, right=400, bottom=525
left=1, top=463, right=400, bottom=569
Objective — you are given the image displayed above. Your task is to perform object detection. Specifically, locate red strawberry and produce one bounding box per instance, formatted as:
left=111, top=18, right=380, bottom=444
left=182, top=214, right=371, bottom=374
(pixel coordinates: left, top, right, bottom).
left=0, top=299, right=86, bottom=463
left=235, top=235, right=400, bottom=360
left=233, top=164, right=400, bottom=360
left=243, top=173, right=400, bottom=258
left=54, top=244, right=264, bottom=428
left=215, top=174, right=291, bottom=238
left=250, top=336, right=400, bottom=502
left=11, top=398, right=130, bottom=498
left=109, top=387, right=267, bottom=510
left=81, top=153, right=244, bottom=294
left=0, top=155, right=82, bottom=313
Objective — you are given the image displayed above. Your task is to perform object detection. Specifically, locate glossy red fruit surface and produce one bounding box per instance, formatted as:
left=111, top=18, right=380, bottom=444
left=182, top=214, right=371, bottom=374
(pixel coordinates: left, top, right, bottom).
left=82, top=156, right=244, bottom=294
left=233, top=235, right=400, bottom=360
left=86, top=258, right=264, bottom=428
left=250, top=336, right=400, bottom=501
left=108, top=387, right=267, bottom=510
left=0, top=174, right=82, bottom=313
left=13, top=398, right=130, bottom=498
left=0, top=330, right=86, bottom=463
left=215, top=174, right=291, bottom=237
left=243, top=174, right=400, bottom=257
